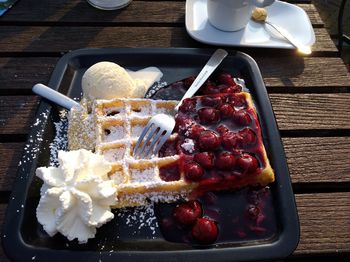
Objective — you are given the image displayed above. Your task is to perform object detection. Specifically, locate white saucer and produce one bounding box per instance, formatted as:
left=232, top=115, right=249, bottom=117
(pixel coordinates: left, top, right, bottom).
left=185, top=0, right=315, bottom=49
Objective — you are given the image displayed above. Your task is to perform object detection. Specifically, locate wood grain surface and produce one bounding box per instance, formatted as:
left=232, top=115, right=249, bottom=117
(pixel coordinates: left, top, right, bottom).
left=0, top=0, right=349, bottom=260
left=0, top=27, right=337, bottom=53
left=0, top=1, right=323, bottom=27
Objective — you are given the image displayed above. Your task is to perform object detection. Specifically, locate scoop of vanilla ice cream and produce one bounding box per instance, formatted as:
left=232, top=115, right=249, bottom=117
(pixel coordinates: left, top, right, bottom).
left=82, top=61, right=136, bottom=99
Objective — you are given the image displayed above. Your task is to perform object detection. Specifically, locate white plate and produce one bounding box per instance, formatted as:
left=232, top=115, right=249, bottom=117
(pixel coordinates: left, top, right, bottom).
left=185, top=0, right=315, bottom=49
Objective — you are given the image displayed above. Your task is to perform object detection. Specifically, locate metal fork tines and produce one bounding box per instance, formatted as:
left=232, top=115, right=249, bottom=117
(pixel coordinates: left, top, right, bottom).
left=133, top=114, right=175, bottom=159
left=133, top=48, right=228, bottom=159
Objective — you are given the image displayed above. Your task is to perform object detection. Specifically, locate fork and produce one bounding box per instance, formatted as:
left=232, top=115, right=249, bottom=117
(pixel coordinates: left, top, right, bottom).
left=133, top=49, right=228, bottom=159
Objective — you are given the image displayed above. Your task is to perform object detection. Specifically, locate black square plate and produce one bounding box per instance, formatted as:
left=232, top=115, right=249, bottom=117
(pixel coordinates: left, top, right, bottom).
left=2, top=48, right=299, bottom=261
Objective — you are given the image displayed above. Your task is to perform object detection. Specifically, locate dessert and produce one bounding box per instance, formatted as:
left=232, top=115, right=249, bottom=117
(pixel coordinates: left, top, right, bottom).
left=36, top=149, right=116, bottom=243
left=82, top=61, right=136, bottom=100
left=92, top=98, right=194, bottom=208
left=36, top=64, right=276, bottom=245
left=82, top=62, right=163, bottom=100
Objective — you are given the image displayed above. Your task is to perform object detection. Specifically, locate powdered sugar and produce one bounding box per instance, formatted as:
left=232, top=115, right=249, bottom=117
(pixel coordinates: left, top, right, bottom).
left=104, top=147, right=126, bottom=162
left=104, top=125, right=126, bottom=142
left=181, top=138, right=195, bottom=154
left=130, top=167, right=156, bottom=183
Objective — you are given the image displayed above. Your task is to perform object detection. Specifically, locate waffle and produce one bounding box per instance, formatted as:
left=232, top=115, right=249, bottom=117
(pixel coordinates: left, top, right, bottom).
left=92, top=98, right=195, bottom=208
left=68, top=93, right=275, bottom=208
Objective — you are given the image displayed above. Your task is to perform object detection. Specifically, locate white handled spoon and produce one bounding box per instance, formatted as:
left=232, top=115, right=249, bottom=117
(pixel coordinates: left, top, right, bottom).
left=252, top=8, right=312, bottom=55
left=32, top=83, right=81, bottom=110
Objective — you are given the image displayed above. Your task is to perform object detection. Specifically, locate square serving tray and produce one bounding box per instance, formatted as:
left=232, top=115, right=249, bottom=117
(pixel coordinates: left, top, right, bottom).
left=2, top=48, right=299, bottom=261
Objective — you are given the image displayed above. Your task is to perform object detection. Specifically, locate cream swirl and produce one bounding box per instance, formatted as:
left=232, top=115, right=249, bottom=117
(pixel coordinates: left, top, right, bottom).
left=36, top=149, right=116, bottom=243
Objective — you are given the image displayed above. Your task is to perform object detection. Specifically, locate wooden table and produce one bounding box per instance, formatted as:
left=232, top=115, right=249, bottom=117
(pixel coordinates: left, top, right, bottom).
left=1, top=0, right=349, bottom=260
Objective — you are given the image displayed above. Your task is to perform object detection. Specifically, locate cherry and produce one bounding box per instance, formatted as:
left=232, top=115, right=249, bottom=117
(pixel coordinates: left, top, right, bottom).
left=218, top=73, right=235, bottom=86
left=239, top=128, right=257, bottom=145
left=222, top=131, right=241, bottom=150
left=215, top=152, right=236, bottom=170
left=159, top=162, right=180, bottom=182
left=218, top=104, right=234, bottom=118
left=173, top=200, right=203, bottom=226
left=198, top=130, right=221, bottom=151
left=246, top=205, right=260, bottom=220
left=231, top=84, right=242, bottom=93
left=220, top=87, right=236, bottom=93
left=183, top=76, right=196, bottom=88
left=236, top=153, right=259, bottom=174
left=232, top=109, right=251, bottom=125
left=216, top=124, right=229, bottom=135
left=217, top=84, right=230, bottom=92
left=178, top=98, right=197, bottom=113
left=192, top=218, right=218, bottom=244
left=184, top=161, right=204, bottom=181
left=194, top=152, right=215, bottom=169
left=189, top=124, right=206, bottom=139
left=198, top=108, right=220, bottom=124
left=201, top=96, right=222, bottom=108
left=230, top=95, right=247, bottom=108
left=175, top=115, right=194, bottom=134
left=202, top=82, right=220, bottom=95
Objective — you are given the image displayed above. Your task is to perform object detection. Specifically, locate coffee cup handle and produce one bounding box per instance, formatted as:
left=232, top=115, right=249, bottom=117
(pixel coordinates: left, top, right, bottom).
left=252, top=0, right=275, bottom=8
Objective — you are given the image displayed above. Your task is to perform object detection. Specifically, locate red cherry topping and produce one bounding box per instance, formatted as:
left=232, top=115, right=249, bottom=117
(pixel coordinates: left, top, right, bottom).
left=246, top=205, right=260, bottom=220
left=216, top=124, right=229, bottom=135
left=159, top=162, right=180, bottom=182
left=178, top=98, right=197, bottom=113
left=230, top=95, right=247, bottom=108
left=198, top=130, right=221, bottom=151
left=201, top=96, right=222, bottom=108
left=192, top=218, right=218, bottom=244
left=239, top=128, right=257, bottom=145
left=218, top=104, right=234, bottom=118
left=232, top=109, right=251, bottom=125
left=189, top=124, right=206, bottom=139
left=173, top=200, right=203, bottom=226
left=218, top=73, right=235, bottom=86
left=236, top=153, right=259, bottom=174
left=194, top=152, right=215, bottom=169
left=215, top=152, right=236, bottom=170
left=175, top=115, right=195, bottom=134
left=202, top=82, right=220, bottom=95
left=198, top=108, right=220, bottom=124
left=184, top=161, right=204, bottom=181
left=222, top=131, right=241, bottom=150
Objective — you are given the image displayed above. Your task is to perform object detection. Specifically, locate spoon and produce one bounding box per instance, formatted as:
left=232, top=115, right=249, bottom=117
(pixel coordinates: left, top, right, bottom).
left=251, top=8, right=312, bottom=55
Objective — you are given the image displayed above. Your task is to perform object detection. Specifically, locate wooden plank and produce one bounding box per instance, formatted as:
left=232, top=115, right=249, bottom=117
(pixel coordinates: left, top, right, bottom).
left=0, top=193, right=349, bottom=258
left=0, top=57, right=58, bottom=91
left=2, top=56, right=349, bottom=92
left=0, top=27, right=337, bottom=53
left=256, top=57, right=350, bottom=88
left=283, top=137, right=350, bottom=184
left=0, top=1, right=323, bottom=27
left=269, top=93, right=350, bottom=130
left=0, top=143, right=24, bottom=192
left=295, top=192, right=350, bottom=254
left=0, top=96, right=39, bottom=135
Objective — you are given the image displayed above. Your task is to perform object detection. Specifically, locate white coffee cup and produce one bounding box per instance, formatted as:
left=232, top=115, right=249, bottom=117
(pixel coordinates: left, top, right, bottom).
left=207, top=0, right=275, bottom=31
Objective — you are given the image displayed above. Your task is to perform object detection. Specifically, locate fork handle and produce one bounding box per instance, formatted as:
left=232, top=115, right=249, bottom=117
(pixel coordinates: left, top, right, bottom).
left=174, top=49, right=228, bottom=111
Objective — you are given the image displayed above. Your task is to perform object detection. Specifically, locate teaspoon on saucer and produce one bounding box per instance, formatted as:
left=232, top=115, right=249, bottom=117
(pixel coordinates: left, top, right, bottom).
left=251, top=8, right=312, bottom=54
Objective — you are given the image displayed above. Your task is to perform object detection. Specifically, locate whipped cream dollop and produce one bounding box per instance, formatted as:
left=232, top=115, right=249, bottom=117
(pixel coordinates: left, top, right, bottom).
left=36, top=149, right=116, bottom=243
